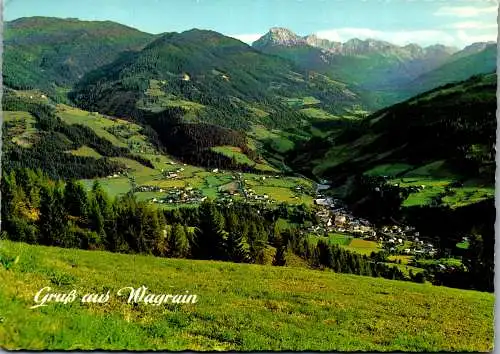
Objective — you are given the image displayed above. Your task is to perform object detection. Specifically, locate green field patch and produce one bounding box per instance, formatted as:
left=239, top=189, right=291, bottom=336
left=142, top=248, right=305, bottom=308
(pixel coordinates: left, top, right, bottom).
left=205, top=175, right=232, bottom=188
left=284, top=96, right=321, bottom=107
left=309, top=126, right=329, bottom=138
left=8, top=90, right=50, bottom=104
left=386, top=263, right=425, bottom=277
left=250, top=186, right=311, bottom=204
left=57, top=105, right=127, bottom=147
left=341, top=239, right=381, bottom=256
left=0, top=240, right=493, bottom=351
left=387, top=255, right=412, bottom=265
left=56, top=104, right=155, bottom=155
left=246, top=177, right=294, bottom=189
left=328, top=233, right=353, bottom=246
left=138, top=81, right=205, bottom=114
left=388, top=178, right=451, bottom=207
left=415, top=258, right=463, bottom=269
left=3, top=111, right=39, bottom=147
left=3, top=110, right=37, bottom=124
left=254, top=163, right=279, bottom=172
left=81, top=177, right=131, bottom=198
left=402, top=189, right=445, bottom=207
left=269, top=137, right=295, bottom=153
left=392, top=176, right=493, bottom=208
left=110, top=157, right=156, bottom=178
left=249, top=125, right=278, bottom=140
left=200, top=187, right=219, bottom=199
left=246, top=105, right=270, bottom=118
left=134, top=191, right=166, bottom=202
left=300, top=108, right=338, bottom=120
left=249, top=125, right=295, bottom=153
left=211, top=146, right=255, bottom=166
left=402, top=160, right=457, bottom=179
left=69, top=146, right=103, bottom=158
left=149, top=179, right=187, bottom=189
left=442, top=187, right=494, bottom=209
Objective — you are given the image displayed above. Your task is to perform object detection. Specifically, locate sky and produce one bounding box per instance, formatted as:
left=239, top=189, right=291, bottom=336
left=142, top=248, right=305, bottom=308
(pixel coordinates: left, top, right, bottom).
left=4, top=0, right=499, bottom=48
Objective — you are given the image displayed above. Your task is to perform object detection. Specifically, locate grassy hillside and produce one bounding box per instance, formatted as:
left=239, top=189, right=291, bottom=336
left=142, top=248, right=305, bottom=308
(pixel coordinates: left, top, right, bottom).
left=290, top=73, right=496, bottom=207
left=0, top=240, right=493, bottom=351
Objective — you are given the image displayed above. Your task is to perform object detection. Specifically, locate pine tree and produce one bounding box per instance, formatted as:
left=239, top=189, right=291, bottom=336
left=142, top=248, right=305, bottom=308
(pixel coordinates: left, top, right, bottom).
left=273, top=245, right=287, bottom=266
left=88, top=196, right=105, bottom=237
left=193, top=200, right=227, bottom=260
left=317, top=239, right=331, bottom=268
left=91, top=181, right=116, bottom=251
left=39, top=184, right=69, bottom=247
left=226, top=230, right=248, bottom=263
left=272, top=221, right=283, bottom=247
left=169, top=223, right=190, bottom=258
left=247, top=222, right=268, bottom=264
left=64, top=180, right=88, bottom=219
left=225, top=210, right=240, bottom=236
left=141, top=205, right=163, bottom=254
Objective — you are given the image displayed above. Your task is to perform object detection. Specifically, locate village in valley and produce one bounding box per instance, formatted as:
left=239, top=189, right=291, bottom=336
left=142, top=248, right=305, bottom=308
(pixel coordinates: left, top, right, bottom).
left=310, top=192, right=438, bottom=257
left=132, top=159, right=442, bottom=263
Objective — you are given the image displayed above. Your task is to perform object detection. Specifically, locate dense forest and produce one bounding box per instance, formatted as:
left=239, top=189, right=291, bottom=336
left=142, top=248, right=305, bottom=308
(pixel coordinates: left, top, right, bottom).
left=0, top=168, right=409, bottom=282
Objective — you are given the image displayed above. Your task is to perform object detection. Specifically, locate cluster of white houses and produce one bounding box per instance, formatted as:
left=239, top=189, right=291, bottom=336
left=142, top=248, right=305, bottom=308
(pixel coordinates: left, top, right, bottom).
left=312, top=193, right=437, bottom=256
left=149, top=186, right=206, bottom=204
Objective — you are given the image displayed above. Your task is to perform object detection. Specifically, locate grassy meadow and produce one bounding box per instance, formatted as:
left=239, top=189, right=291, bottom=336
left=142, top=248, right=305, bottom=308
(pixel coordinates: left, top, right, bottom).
left=0, top=240, right=494, bottom=351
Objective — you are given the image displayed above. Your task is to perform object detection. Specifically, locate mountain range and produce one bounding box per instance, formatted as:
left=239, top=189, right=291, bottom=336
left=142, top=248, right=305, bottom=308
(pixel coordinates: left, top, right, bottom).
left=3, top=17, right=496, bottom=111
left=252, top=27, right=496, bottom=106
left=2, top=17, right=497, bottom=177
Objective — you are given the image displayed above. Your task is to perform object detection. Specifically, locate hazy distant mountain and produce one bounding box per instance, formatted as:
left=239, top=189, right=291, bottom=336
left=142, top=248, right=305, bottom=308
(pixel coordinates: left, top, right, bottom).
left=405, top=42, right=497, bottom=96
left=252, top=27, right=495, bottom=107
left=254, top=27, right=457, bottom=57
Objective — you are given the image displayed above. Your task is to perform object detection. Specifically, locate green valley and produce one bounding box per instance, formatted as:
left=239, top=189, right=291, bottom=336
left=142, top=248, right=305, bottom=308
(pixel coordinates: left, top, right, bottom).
left=1, top=13, right=496, bottom=352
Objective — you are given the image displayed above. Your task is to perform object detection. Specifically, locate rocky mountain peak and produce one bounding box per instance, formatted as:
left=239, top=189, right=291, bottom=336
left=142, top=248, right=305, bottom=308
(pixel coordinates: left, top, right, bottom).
left=253, top=27, right=304, bottom=47
left=304, top=34, right=342, bottom=52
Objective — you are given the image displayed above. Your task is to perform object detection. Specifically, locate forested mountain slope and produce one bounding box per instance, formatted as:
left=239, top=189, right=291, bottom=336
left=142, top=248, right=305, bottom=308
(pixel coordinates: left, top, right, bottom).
left=3, top=17, right=156, bottom=98
left=290, top=73, right=496, bottom=185
left=70, top=29, right=361, bottom=130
